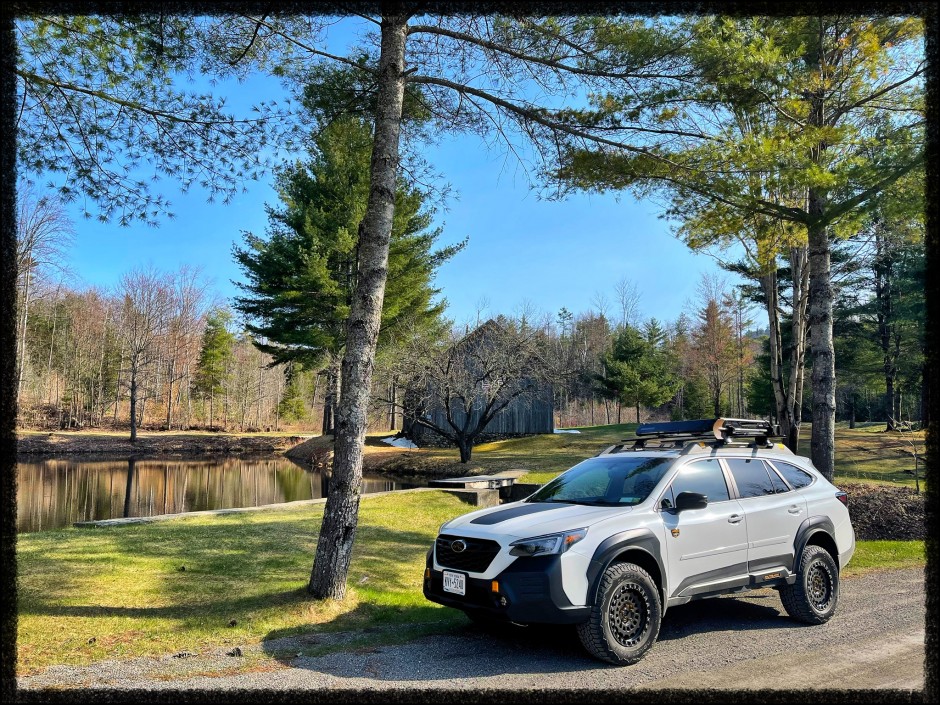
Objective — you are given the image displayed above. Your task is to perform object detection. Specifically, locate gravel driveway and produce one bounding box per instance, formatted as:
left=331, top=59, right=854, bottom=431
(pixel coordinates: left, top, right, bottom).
left=18, top=567, right=925, bottom=692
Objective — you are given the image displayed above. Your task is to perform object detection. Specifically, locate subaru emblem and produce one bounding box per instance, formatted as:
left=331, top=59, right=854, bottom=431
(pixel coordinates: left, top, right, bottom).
left=451, top=540, right=467, bottom=553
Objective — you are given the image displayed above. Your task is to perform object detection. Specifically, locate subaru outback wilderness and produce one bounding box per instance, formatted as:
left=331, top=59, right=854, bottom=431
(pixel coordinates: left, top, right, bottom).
left=423, top=418, right=855, bottom=665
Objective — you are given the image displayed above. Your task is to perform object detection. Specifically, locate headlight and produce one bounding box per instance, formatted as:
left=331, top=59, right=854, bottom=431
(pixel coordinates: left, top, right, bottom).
left=509, top=528, right=587, bottom=557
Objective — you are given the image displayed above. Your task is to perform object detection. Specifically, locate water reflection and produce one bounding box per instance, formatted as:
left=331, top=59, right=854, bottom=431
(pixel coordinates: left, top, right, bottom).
left=16, top=456, right=416, bottom=533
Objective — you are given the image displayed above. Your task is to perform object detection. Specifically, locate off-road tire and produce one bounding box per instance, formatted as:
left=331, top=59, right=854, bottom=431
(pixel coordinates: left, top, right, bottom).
left=576, top=562, right=661, bottom=665
left=780, top=544, right=840, bottom=624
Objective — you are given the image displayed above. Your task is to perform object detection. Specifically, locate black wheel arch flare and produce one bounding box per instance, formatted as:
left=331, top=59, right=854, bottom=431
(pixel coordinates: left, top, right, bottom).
left=794, top=515, right=839, bottom=569
left=586, top=528, right=666, bottom=607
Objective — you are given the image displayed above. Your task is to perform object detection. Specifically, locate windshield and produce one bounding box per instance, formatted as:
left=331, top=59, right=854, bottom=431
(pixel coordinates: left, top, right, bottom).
left=527, top=456, right=673, bottom=506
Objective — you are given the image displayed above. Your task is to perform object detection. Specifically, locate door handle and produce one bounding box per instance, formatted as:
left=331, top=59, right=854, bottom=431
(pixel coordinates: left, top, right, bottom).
left=728, top=514, right=743, bottom=524
left=788, top=506, right=802, bottom=515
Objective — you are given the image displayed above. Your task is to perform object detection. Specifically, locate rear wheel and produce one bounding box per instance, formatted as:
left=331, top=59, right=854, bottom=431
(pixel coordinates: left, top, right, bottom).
left=780, top=544, right=839, bottom=624
left=576, top=562, right=661, bottom=665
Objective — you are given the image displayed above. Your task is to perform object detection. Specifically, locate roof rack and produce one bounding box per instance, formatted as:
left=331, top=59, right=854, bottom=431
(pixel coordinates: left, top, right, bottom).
left=625, top=418, right=782, bottom=450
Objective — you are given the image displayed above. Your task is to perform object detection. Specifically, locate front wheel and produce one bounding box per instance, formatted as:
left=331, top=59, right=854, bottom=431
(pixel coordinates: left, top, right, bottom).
left=576, top=562, right=661, bottom=665
left=779, top=544, right=840, bottom=624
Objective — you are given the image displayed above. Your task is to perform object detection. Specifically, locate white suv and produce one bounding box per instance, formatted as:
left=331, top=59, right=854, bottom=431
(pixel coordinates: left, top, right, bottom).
left=423, top=418, right=855, bottom=665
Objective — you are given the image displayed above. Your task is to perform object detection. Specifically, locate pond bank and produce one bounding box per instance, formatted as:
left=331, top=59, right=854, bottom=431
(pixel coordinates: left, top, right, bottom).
left=16, top=430, right=311, bottom=458
left=73, top=487, right=440, bottom=528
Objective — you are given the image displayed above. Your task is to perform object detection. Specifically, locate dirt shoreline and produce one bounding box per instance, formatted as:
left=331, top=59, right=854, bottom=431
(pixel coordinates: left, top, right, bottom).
left=16, top=431, right=312, bottom=458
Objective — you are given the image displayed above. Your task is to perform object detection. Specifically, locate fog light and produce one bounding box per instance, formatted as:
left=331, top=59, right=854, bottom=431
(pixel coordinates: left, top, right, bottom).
left=499, top=596, right=508, bottom=607
left=491, top=581, right=499, bottom=593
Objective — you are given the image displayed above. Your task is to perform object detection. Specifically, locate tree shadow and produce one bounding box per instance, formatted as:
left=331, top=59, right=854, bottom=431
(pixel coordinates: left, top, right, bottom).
left=657, top=592, right=789, bottom=641
left=257, top=592, right=796, bottom=684
left=20, top=513, right=443, bottom=629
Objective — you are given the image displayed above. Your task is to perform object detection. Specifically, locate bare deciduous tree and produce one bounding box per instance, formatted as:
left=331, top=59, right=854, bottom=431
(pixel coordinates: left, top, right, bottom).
left=613, top=277, right=641, bottom=330
left=384, top=319, right=550, bottom=463
left=117, top=267, right=172, bottom=442
left=15, top=182, right=74, bottom=405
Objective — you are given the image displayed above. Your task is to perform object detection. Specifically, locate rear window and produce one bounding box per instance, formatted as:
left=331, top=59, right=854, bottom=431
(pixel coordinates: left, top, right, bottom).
left=725, top=458, right=776, bottom=498
left=770, top=461, right=815, bottom=489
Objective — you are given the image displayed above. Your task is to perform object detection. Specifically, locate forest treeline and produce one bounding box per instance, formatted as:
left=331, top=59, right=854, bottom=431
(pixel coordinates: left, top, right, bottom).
left=16, top=187, right=924, bottom=437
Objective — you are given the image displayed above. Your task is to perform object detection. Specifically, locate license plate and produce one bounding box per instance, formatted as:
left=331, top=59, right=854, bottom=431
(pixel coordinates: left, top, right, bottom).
left=443, top=570, right=466, bottom=596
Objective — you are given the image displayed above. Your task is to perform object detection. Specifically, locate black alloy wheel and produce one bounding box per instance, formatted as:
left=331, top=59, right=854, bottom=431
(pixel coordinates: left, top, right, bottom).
left=780, top=544, right=840, bottom=624
left=608, top=581, right=650, bottom=648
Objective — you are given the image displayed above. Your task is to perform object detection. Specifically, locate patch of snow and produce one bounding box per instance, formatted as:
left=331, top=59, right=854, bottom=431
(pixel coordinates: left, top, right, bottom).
left=381, top=436, right=418, bottom=449
left=553, top=429, right=582, bottom=434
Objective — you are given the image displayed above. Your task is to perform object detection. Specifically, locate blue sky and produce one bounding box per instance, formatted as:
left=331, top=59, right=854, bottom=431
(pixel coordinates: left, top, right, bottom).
left=53, top=17, right=734, bottom=330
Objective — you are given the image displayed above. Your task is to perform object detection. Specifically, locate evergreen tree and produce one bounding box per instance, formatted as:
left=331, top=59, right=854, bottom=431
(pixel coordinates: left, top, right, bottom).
left=277, top=363, right=308, bottom=424
left=600, top=322, right=676, bottom=423
left=194, top=308, right=236, bottom=429
left=233, top=116, right=463, bottom=429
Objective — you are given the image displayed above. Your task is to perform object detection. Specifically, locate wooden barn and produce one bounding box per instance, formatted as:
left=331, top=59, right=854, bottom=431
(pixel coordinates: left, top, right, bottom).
left=401, top=320, right=554, bottom=446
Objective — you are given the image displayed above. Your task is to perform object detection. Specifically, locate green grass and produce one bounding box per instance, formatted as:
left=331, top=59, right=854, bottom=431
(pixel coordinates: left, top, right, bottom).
left=16, top=490, right=474, bottom=675
left=843, top=540, right=925, bottom=577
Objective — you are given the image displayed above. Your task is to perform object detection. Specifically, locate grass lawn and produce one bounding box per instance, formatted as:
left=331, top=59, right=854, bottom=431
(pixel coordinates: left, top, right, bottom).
left=843, top=540, right=926, bottom=578
left=17, top=490, right=473, bottom=675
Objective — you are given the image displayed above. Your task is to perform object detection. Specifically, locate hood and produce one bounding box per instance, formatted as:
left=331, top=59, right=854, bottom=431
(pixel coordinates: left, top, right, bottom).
left=441, top=500, right=630, bottom=540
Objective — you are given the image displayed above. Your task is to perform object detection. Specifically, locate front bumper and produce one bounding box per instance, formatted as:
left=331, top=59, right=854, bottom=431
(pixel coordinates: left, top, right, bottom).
left=423, top=549, right=591, bottom=625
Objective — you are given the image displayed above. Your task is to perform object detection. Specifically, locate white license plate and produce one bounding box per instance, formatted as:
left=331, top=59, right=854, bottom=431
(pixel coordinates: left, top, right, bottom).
left=443, top=570, right=466, bottom=596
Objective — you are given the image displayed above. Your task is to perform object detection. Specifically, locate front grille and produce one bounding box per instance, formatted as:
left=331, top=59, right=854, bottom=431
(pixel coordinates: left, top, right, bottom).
left=435, top=534, right=501, bottom=573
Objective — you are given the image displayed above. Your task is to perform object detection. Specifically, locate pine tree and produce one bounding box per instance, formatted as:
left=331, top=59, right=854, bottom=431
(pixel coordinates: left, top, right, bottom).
left=232, top=116, right=463, bottom=429
left=194, top=308, right=236, bottom=429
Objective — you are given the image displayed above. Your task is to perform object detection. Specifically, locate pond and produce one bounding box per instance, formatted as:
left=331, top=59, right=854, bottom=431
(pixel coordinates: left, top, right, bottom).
left=16, top=456, right=418, bottom=533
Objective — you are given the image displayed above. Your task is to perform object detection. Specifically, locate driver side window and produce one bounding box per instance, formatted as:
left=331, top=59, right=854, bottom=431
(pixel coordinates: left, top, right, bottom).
left=663, top=459, right=731, bottom=507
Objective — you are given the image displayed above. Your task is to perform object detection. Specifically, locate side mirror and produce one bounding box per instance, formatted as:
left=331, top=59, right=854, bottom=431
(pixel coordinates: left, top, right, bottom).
left=675, top=491, right=708, bottom=512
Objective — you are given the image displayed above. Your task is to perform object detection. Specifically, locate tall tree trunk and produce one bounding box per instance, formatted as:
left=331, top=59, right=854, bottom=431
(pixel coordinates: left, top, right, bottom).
left=920, top=360, right=928, bottom=427
left=321, top=368, right=334, bottom=434
left=874, top=220, right=899, bottom=430
left=274, top=372, right=281, bottom=432
left=789, top=246, right=809, bottom=449
left=129, top=363, right=138, bottom=442
left=256, top=363, right=263, bottom=429
left=47, top=294, right=59, bottom=405
left=806, top=28, right=836, bottom=480
left=17, top=266, right=31, bottom=405
left=165, top=357, right=176, bottom=430
left=808, top=211, right=836, bottom=480
left=308, top=14, right=408, bottom=600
